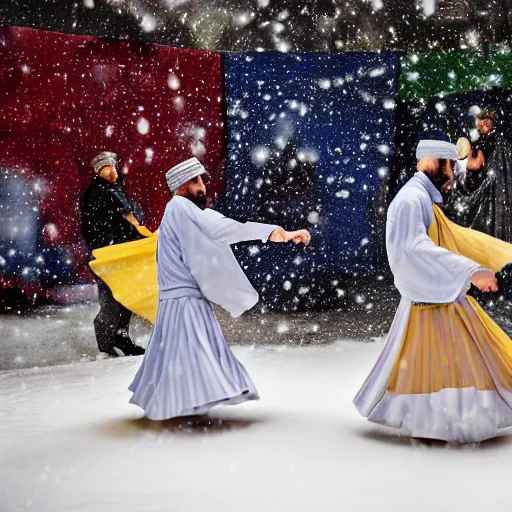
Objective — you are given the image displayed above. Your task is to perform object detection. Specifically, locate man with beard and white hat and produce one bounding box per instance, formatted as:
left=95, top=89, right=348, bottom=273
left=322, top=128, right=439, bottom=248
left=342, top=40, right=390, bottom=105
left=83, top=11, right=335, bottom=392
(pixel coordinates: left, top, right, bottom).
left=127, top=157, right=311, bottom=420
left=353, top=139, right=512, bottom=443
left=81, top=151, right=146, bottom=358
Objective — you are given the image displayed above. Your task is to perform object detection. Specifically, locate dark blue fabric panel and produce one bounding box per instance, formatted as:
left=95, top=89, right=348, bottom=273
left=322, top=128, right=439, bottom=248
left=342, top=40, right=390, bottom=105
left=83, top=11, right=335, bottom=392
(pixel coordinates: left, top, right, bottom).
left=222, top=51, right=399, bottom=309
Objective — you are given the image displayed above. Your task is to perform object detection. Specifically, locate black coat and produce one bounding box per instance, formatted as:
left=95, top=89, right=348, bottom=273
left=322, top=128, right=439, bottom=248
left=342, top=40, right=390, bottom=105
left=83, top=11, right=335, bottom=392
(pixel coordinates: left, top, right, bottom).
left=81, top=176, right=143, bottom=252
left=445, top=133, right=512, bottom=243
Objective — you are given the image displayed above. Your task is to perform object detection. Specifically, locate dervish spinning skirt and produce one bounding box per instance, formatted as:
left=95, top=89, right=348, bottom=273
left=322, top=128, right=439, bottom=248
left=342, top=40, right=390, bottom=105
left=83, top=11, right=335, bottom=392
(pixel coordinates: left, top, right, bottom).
left=128, top=294, right=258, bottom=420
left=354, top=206, right=512, bottom=442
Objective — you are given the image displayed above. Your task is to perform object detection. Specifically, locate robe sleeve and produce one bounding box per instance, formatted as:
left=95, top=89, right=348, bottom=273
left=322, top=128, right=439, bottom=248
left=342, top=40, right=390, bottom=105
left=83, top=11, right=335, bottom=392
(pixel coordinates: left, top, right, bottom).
left=386, top=198, right=481, bottom=303
left=174, top=196, right=278, bottom=244
left=169, top=200, right=261, bottom=317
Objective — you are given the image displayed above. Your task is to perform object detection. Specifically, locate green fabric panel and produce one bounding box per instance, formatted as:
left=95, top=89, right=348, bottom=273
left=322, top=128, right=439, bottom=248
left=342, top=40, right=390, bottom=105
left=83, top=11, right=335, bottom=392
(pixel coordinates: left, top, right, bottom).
left=400, top=50, right=512, bottom=100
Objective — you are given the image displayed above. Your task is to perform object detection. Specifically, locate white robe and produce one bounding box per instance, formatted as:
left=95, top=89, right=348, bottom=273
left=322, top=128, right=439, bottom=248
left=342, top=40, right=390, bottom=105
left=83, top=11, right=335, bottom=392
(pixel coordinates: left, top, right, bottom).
left=129, top=196, right=277, bottom=420
left=351, top=172, right=512, bottom=442
left=386, top=171, right=480, bottom=305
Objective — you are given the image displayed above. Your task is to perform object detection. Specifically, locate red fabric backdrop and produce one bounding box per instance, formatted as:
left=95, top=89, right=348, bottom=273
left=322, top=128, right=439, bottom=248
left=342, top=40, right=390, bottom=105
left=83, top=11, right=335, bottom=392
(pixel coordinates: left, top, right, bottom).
left=0, top=26, right=225, bottom=281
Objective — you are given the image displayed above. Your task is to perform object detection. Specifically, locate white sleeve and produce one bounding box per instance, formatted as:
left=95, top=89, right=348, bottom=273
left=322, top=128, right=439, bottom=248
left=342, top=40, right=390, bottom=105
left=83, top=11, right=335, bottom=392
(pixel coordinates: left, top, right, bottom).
left=386, top=198, right=480, bottom=303
left=174, top=196, right=278, bottom=245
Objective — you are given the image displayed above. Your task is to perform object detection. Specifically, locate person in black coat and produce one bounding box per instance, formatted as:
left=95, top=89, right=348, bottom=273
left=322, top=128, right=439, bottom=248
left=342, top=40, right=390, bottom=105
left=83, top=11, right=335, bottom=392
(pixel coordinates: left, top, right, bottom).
left=81, top=151, right=145, bottom=357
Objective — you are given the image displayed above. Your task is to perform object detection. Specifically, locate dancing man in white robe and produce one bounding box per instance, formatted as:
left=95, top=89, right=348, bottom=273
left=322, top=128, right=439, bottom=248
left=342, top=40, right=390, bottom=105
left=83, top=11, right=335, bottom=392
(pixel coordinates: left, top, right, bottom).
left=129, top=157, right=311, bottom=420
left=353, top=140, right=512, bottom=443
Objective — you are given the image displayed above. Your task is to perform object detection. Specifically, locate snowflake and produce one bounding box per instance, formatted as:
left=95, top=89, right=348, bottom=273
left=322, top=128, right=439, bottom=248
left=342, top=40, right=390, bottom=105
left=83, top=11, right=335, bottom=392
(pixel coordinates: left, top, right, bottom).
left=167, top=73, right=181, bottom=90
left=141, top=14, right=156, bottom=33
left=137, top=118, right=150, bottom=135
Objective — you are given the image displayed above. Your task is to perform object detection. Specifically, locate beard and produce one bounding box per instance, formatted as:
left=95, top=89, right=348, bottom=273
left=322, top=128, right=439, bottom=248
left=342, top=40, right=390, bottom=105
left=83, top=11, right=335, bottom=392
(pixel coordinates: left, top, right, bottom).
left=185, top=191, right=208, bottom=210
left=429, top=171, right=451, bottom=191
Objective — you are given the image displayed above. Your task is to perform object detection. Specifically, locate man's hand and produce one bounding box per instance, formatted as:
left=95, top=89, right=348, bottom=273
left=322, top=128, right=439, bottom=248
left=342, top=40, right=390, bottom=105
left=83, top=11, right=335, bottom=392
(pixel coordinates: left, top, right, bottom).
left=467, top=149, right=485, bottom=171
left=471, top=270, right=498, bottom=293
left=269, top=227, right=311, bottom=246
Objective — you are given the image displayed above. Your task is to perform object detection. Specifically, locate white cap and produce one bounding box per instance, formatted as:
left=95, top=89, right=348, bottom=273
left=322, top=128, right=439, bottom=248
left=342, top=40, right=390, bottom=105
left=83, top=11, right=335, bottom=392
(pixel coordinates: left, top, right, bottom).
left=91, top=151, right=117, bottom=174
left=416, top=140, right=457, bottom=160
left=165, top=157, right=208, bottom=192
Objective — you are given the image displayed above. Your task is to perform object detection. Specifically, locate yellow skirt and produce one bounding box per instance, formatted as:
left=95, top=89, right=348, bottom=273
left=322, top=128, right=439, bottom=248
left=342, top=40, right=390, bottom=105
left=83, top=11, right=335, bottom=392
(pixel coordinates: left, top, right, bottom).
left=389, top=297, right=512, bottom=395
left=354, top=297, right=512, bottom=442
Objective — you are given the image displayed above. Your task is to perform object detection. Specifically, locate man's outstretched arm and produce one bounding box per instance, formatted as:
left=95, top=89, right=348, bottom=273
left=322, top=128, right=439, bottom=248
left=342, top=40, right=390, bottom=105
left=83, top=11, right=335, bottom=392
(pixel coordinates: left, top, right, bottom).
left=174, top=196, right=310, bottom=246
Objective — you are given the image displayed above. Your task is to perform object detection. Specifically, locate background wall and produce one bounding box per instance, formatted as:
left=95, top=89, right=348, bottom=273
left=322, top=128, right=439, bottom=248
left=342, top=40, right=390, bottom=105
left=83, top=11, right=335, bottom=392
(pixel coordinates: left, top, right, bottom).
left=0, top=26, right=225, bottom=304
left=223, top=51, right=397, bottom=310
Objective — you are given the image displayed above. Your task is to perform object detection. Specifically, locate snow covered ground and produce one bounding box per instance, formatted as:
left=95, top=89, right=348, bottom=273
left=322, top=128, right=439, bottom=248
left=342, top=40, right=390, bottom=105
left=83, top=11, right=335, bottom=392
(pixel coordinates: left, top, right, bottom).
left=0, top=302, right=391, bottom=371
left=2, top=341, right=512, bottom=512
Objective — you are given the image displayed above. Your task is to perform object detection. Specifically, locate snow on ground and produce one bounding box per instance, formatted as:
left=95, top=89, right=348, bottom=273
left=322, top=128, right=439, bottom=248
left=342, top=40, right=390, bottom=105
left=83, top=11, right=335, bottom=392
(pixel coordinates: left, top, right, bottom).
left=2, top=341, right=512, bottom=512
left=0, top=303, right=389, bottom=371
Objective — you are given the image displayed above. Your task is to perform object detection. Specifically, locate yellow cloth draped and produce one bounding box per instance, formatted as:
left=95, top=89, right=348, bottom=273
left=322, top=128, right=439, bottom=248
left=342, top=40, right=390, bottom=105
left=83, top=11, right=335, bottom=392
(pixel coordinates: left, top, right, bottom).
left=89, top=231, right=159, bottom=322
left=429, top=204, right=512, bottom=273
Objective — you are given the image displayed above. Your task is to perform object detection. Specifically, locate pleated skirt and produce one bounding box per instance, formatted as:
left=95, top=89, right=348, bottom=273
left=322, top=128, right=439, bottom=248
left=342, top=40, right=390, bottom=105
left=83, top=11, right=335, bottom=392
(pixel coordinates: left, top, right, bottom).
left=129, top=297, right=258, bottom=420
left=354, top=297, right=512, bottom=442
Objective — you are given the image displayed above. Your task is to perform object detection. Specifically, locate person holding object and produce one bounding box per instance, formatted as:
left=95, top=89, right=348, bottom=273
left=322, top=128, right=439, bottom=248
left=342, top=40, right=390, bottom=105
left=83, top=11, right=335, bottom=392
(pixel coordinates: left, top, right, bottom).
left=354, top=139, right=512, bottom=443
left=448, top=108, right=512, bottom=242
left=98, top=157, right=310, bottom=419
left=81, top=151, right=147, bottom=358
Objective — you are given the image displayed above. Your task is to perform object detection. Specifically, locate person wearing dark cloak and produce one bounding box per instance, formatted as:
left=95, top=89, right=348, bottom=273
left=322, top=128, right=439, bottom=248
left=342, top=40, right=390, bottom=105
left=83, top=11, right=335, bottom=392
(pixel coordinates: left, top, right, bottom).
left=445, top=108, right=512, bottom=243
left=81, top=151, right=146, bottom=358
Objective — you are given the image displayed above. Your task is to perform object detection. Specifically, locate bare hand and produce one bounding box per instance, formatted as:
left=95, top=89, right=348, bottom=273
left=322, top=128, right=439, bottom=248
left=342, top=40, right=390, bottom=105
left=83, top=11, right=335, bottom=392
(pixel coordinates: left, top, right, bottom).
left=289, top=229, right=311, bottom=245
left=470, top=270, right=498, bottom=293
left=269, top=227, right=311, bottom=245
left=467, top=149, right=485, bottom=171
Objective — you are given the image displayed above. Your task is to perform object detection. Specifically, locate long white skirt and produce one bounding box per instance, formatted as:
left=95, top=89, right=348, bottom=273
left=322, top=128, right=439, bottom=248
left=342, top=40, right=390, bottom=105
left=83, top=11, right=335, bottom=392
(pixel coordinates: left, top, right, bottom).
left=354, top=297, right=512, bottom=443
left=129, top=297, right=258, bottom=420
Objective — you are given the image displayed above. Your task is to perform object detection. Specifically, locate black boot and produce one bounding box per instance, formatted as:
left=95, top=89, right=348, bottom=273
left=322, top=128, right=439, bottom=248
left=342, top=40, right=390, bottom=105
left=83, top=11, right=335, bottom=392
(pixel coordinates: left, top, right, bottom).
left=113, top=334, right=145, bottom=356
left=98, top=346, right=120, bottom=358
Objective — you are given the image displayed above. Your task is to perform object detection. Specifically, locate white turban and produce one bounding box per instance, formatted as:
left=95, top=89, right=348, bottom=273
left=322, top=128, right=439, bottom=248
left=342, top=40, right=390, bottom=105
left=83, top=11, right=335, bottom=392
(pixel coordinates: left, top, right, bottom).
left=91, top=151, right=117, bottom=174
left=166, top=157, right=208, bottom=193
left=416, top=140, right=457, bottom=160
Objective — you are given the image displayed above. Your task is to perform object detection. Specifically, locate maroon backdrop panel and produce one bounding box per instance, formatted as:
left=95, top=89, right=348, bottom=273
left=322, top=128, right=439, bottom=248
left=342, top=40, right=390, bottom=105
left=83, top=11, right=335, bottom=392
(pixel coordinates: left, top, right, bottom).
left=0, top=26, right=225, bottom=281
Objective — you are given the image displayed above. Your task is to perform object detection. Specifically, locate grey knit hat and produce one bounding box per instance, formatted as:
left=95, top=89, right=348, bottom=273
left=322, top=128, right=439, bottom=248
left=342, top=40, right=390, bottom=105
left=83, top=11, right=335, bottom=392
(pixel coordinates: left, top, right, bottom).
left=166, top=157, right=208, bottom=192
left=91, top=151, right=117, bottom=174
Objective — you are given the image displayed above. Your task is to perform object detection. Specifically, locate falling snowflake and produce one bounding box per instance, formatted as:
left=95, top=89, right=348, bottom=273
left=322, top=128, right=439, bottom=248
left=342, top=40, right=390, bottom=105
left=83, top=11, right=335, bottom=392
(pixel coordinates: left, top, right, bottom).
left=168, top=73, right=181, bottom=90
left=173, top=96, right=185, bottom=112
left=468, top=105, right=481, bottom=117
left=377, top=144, right=390, bottom=155
left=435, top=102, right=447, bottom=113
left=137, top=118, right=150, bottom=135
left=145, top=148, right=154, bottom=165
left=141, top=14, right=157, bottom=33
left=307, top=211, right=320, bottom=224
left=369, top=67, right=386, bottom=78
left=318, top=79, right=332, bottom=90
left=44, top=223, right=58, bottom=241
left=383, top=99, right=396, bottom=110
left=251, top=146, right=270, bottom=167
left=277, top=322, right=290, bottom=333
